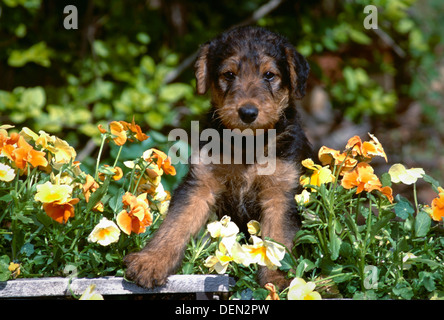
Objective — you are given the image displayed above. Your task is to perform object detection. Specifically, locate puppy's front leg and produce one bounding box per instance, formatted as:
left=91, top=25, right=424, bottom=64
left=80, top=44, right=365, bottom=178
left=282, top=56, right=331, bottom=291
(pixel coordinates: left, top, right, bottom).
left=257, top=160, right=301, bottom=289
left=124, top=165, right=221, bottom=288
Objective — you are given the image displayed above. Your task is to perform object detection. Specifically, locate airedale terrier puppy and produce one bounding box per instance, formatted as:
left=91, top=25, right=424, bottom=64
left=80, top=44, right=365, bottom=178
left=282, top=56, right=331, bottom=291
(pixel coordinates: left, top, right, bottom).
left=124, top=26, right=312, bottom=289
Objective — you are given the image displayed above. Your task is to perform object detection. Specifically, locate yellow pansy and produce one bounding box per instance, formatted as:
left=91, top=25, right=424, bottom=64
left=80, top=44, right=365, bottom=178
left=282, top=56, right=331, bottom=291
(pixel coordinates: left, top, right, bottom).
left=388, top=163, right=425, bottom=185
left=207, top=215, right=239, bottom=239
left=46, top=136, right=77, bottom=164
left=295, top=189, right=311, bottom=205
left=204, top=242, right=234, bottom=274
left=287, top=277, right=322, bottom=300
left=79, top=284, right=104, bottom=300
left=242, top=236, right=286, bottom=270
left=247, top=220, right=261, bottom=236
left=88, top=217, right=121, bottom=246
left=8, top=262, right=20, bottom=278
left=34, top=181, right=73, bottom=204
left=0, top=163, right=15, bottom=182
left=300, top=158, right=335, bottom=189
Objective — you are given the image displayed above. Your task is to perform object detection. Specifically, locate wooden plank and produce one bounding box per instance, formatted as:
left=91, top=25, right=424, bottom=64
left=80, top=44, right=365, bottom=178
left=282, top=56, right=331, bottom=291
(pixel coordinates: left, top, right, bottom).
left=0, top=275, right=234, bottom=298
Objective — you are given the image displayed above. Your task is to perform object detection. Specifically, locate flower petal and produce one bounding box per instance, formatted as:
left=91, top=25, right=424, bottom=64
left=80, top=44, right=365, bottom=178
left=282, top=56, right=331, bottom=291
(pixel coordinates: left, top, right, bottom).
left=116, top=210, right=133, bottom=235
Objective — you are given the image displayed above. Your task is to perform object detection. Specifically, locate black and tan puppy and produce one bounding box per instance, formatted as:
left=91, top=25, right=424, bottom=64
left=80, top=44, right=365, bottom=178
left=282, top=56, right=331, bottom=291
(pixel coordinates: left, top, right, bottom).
left=124, top=26, right=312, bottom=289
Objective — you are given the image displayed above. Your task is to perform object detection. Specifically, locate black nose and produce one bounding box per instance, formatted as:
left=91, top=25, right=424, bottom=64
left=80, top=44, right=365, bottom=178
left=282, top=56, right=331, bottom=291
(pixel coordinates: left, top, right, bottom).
left=238, top=104, right=259, bottom=124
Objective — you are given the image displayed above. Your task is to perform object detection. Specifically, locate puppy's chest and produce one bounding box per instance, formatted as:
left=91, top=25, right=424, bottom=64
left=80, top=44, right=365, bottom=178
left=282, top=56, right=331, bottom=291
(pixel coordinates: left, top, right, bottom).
left=213, top=168, right=262, bottom=227
left=209, top=161, right=299, bottom=225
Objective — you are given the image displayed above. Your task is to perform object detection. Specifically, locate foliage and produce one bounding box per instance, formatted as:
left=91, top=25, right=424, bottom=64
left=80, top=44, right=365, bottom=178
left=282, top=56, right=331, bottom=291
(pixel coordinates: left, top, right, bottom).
left=1, top=122, right=443, bottom=299
left=1, top=0, right=443, bottom=300
left=287, top=134, right=444, bottom=300
left=1, top=0, right=442, bottom=135
left=0, top=122, right=173, bottom=279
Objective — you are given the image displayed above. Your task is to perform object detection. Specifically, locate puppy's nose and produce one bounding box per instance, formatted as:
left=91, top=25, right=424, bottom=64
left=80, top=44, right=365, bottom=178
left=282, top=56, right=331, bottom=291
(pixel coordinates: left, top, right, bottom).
left=238, top=104, right=259, bottom=124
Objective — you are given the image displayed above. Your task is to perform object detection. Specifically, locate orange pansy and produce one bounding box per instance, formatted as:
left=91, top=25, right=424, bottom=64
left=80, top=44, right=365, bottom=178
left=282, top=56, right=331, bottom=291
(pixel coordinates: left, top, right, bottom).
left=97, top=124, right=107, bottom=134
left=345, top=133, right=387, bottom=162
left=431, top=192, right=444, bottom=222
left=82, top=174, right=99, bottom=202
left=12, top=136, right=48, bottom=169
left=318, top=146, right=357, bottom=173
left=117, top=192, right=152, bottom=235
left=43, top=198, right=79, bottom=224
left=109, top=121, right=127, bottom=146
left=341, top=162, right=393, bottom=202
left=98, top=165, right=124, bottom=181
left=161, top=157, right=176, bottom=176
left=120, top=118, right=149, bottom=142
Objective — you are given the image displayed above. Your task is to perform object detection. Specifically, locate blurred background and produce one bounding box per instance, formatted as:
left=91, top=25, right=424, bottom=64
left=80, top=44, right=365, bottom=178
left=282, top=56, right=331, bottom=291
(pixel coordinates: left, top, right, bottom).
left=0, top=0, right=443, bottom=203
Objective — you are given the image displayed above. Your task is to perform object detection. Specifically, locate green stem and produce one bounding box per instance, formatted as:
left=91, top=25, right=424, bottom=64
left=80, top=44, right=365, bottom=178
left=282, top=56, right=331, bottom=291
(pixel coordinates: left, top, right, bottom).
left=113, top=145, right=124, bottom=168
left=95, top=135, right=107, bottom=180
left=132, top=160, right=154, bottom=194
left=413, top=183, right=419, bottom=214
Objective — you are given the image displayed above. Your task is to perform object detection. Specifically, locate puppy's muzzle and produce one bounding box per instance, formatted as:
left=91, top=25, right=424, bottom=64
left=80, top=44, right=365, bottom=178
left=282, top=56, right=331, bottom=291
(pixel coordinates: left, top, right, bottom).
left=238, top=104, right=259, bottom=124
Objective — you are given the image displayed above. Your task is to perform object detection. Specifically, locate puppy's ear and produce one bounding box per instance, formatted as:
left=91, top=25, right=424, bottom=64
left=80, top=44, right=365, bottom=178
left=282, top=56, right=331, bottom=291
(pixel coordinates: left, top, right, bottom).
left=285, top=46, right=310, bottom=99
left=195, top=43, right=210, bottom=95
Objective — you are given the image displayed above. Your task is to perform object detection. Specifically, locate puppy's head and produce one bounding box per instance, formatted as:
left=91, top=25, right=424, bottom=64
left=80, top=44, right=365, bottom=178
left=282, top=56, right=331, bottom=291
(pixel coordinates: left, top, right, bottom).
left=195, top=26, right=309, bottom=131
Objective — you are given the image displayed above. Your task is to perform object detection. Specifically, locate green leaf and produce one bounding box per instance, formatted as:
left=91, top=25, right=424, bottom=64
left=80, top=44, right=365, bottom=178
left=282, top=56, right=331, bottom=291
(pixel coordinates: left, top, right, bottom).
left=370, top=211, right=396, bottom=239
left=415, top=210, right=431, bottom=238
left=343, top=212, right=361, bottom=242
left=328, top=230, right=342, bottom=261
left=0, top=255, right=11, bottom=281
left=252, top=288, right=269, bottom=300
left=381, top=173, right=392, bottom=187
left=294, top=230, right=317, bottom=245
left=348, top=29, right=372, bottom=45
left=20, top=243, right=34, bottom=257
left=109, top=189, right=124, bottom=214
left=294, top=258, right=315, bottom=277
left=279, top=253, right=294, bottom=272
left=181, top=262, right=194, bottom=275
left=35, top=210, right=53, bottom=227
left=85, top=176, right=111, bottom=213
left=159, top=83, right=193, bottom=103
left=392, top=283, right=414, bottom=299
left=419, top=271, right=436, bottom=292
left=8, top=42, right=51, bottom=67
left=394, top=195, right=415, bottom=219
left=423, top=174, right=440, bottom=193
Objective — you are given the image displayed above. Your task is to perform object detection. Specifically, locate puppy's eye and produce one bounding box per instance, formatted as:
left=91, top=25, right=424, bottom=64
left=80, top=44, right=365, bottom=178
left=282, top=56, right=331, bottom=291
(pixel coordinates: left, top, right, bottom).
left=223, top=71, right=236, bottom=81
left=264, top=71, right=275, bottom=81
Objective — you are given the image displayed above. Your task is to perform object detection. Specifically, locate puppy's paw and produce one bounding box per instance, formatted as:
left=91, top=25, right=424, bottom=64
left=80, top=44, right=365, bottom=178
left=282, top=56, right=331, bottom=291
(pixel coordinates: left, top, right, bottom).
left=124, top=251, right=173, bottom=288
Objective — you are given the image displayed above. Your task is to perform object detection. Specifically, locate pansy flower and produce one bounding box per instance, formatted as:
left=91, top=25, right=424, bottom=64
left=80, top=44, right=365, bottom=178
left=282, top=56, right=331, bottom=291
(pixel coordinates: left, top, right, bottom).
left=119, top=118, right=149, bottom=142
left=388, top=164, right=425, bottom=185
left=88, top=217, right=121, bottom=246
left=0, top=163, right=15, bottom=182
left=43, top=198, right=79, bottom=224
left=287, top=278, right=322, bottom=300
left=345, top=133, right=387, bottom=162
left=300, top=158, right=335, bottom=189
left=242, top=236, right=286, bottom=270
left=143, top=148, right=176, bottom=176
left=265, top=283, right=280, bottom=300
left=318, top=146, right=357, bottom=173
left=431, top=187, right=444, bottom=222
left=116, top=192, right=152, bottom=235
left=341, top=162, right=393, bottom=202
left=12, top=136, right=48, bottom=170
left=35, top=181, right=79, bottom=223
